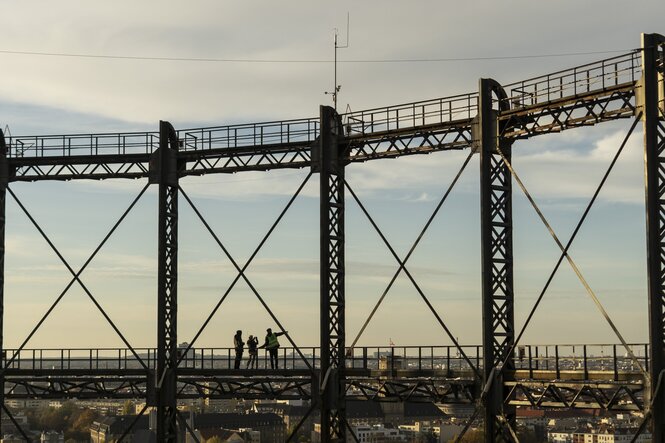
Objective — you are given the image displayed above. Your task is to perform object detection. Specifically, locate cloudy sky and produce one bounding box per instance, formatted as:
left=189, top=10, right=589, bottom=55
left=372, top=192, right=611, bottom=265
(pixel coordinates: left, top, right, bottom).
left=0, top=1, right=663, bottom=355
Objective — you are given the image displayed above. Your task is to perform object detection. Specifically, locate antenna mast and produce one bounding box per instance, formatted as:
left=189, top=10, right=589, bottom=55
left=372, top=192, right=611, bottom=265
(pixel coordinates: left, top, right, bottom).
left=326, top=13, right=349, bottom=111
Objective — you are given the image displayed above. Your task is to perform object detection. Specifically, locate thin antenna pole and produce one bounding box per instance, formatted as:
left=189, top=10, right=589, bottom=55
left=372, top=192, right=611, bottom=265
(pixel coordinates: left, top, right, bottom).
left=334, top=31, right=338, bottom=111
left=326, top=14, right=349, bottom=111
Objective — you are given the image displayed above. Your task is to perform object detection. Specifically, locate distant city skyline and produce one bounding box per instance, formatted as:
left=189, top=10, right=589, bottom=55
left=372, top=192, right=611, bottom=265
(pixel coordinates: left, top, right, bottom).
left=0, top=1, right=662, bottom=350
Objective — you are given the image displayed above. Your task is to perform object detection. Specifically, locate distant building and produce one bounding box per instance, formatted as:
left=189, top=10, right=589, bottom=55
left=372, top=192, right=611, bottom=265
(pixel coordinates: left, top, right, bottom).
left=2, top=435, right=31, bottom=443
left=75, top=399, right=125, bottom=415
left=353, top=424, right=404, bottom=441
left=0, top=409, right=29, bottom=436
left=89, top=415, right=152, bottom=443
left=312, top=400, right=448, bottom=441
left=569, top=428, right=651, bottom=442
left=39, top=431, right=64, bottom=443
left=381, top=401, right=447, bottom=426
left=4, top=399, right=47, bottom=410
left=193, top=413, right=285, bottom=443
left=251, top=401, right=315, bottom=437
left=549, top=431, right=574, bottom=442
left=202, top=381, right=241, bottom=412
left=346, top=401, right=384, bottom=428
left=188, top=428, right=259, bottom=442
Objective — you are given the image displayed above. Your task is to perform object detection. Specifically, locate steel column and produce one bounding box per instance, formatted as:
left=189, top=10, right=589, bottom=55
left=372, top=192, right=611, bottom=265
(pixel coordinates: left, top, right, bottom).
left=642, top=32, right=665, bottom=442
left=150, top=121, right=180, bottom=442
left=317, top=105, right=346, bottom=442
left=0, top=129, right=6, bottom=436
left=478, top=78, right=515, bottom=442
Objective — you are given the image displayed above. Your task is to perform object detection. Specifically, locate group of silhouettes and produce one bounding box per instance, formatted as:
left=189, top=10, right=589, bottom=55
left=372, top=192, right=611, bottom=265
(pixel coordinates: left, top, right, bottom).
left=233, top=328, right=287, bottom=369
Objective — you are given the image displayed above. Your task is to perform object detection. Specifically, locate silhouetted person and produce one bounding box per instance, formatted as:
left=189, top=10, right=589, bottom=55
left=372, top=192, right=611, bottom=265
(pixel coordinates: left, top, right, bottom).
left=260, top=328, right=286, bottom=369
left=246, top=334, right=259, bottom=369
left=233, top=330, right=244, bottom=369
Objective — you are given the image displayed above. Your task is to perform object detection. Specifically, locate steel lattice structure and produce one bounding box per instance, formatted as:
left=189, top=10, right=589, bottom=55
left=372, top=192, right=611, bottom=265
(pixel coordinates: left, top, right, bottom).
left=0, top=33, right=663, bottom=442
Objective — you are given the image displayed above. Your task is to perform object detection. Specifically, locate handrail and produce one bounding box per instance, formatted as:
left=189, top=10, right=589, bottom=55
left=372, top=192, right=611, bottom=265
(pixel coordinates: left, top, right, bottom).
left=1, top=344, right=650, bottom=375
left=501, top=50, right=640, bottom=109
left=2, top=50, right=642, bottom=162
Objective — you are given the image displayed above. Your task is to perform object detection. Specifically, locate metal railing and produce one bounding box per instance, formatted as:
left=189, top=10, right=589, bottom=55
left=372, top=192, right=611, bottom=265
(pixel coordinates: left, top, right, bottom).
left=6, top=131, right=159, bottom=159
left=178, top=118, right=319, bottom=152
left=2, top=344, right=649, bottom=377
left=501, top=50, right=641, bottom=109
left=343, top=93, right=478, bottom=136
left=513, top=343, right=648, bottom=380
left=2, top=50, right=644, bottom=161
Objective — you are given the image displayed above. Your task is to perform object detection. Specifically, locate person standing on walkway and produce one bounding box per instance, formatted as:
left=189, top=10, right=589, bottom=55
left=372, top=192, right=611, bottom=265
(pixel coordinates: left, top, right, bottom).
left=246, top=334, right=259, bottom=369
left=233, top=330, right=244, bottom=369
left=260, top=328, right=287, bottom=369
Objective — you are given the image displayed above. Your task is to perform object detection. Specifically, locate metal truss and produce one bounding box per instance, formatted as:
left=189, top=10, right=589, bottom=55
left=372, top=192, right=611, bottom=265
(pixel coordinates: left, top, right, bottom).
left=0, top=129, right=6, bottom=437
left=4, top=53, right=641, bottom=182
left=642, top=33, right=665, bottom=442
left=180, top=143, right=312, bottom=176
left=505, top=380, right=644, bottom=411
left=10, top=154, right=150, bottom=181
left=345, top=377, right=476, bottom=404
left=152, top=121, right=180, bottom=442
left=2, top=37, right=665, bottom=443
left=4, top=376, right=149, bottom=399
left=318, top=106, right=346, bottom=442
left=177, top=375, right=314, bottom=400
left=346, top=122, right=472, bottom=162
left=478, top=78, right=515, bottom=443
left=500, top=50, right=640, bottom=139
left=500, top=86, right=636, bottom=139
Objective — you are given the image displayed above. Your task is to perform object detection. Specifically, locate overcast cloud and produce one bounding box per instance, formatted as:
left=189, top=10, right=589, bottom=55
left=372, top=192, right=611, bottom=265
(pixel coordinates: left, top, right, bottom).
left=0, top=1, right=662, bottom=347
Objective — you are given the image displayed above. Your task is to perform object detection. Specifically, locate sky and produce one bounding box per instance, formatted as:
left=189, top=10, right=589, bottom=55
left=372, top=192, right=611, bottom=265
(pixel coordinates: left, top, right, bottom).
left=0, top=1, right=663, bottom=354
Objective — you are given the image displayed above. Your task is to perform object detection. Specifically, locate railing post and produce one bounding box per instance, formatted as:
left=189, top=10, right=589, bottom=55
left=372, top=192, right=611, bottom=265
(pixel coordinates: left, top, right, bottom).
left=316, top=105, right=346, bottom=442
left=446, top=347, right=450, bottom=374
left=528, top=346, right=533, bottom=379
left=583, top=345, right=588, bottom=380
left=641, top=32, right=665, bottom=443
left=150, top=121, right=180, bottom=442
left=476, top=78, right=515, bottom=443
left=613, top=345, right=618, bottom=382
left=0, top=128, right=7, bottom=437
left=555, top=346, right=560, bottom=379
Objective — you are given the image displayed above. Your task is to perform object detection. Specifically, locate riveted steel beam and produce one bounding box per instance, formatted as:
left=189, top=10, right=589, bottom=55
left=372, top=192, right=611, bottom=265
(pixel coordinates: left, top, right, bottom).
left=477, top=78, right=515, bottom=443
left=0, top=128, right=6, bottom=437
left=318, top=106, right=346, bottom=442
left=151, top=121, right=180, bottom=442
left=641, top=32, right=665, bottom=443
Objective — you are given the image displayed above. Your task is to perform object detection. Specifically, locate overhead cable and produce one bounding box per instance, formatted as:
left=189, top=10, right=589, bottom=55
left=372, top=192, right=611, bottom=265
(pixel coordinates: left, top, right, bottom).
left=0, top=48, right=637, bottom=64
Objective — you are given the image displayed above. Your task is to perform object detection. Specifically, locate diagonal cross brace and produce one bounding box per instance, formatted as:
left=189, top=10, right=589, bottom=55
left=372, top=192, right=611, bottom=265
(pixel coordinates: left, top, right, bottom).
left=493, top=114, right=643, bottom=382
left=496, top=140, right=648, bottom=380
left=177, top=173, right=313, bottom=370
left=4, top=184, right=150, bottom=372
left=345, top=179, right=481, bottom=380
left=348, top=150, right=474, bottom=349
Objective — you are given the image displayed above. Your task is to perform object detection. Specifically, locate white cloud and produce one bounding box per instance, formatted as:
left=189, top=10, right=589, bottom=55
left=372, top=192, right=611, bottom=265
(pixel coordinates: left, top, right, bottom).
left=0, top=1, right=661, bottom=347
left=513, top=126, right=645, bottom=204
left=0, top=1, right=662, bottom=129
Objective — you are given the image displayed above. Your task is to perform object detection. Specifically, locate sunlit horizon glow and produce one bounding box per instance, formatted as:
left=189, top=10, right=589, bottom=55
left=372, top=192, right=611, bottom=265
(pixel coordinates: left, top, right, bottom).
left=0, top=1, right=662, bottom=351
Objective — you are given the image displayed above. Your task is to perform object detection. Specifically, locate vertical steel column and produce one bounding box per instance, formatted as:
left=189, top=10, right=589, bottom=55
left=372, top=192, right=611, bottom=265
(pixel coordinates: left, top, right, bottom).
left=0, top=130, right=7, bottom=437
left=317, top=105, right=346, bottom=442
left=478, top=78, right=514, bottom=442
left=642, top=32, right=665, bottom=442
left=150, top=121, right=180, bottom=442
